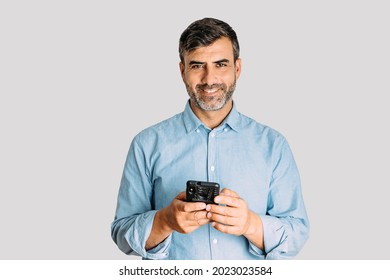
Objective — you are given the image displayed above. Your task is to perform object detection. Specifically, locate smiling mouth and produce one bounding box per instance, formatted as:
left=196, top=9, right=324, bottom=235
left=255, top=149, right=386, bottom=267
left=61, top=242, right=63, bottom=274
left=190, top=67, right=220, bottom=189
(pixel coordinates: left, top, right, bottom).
left=197, top=84, right=224, bottom=94
left=202, top=88, right=219, bottom=94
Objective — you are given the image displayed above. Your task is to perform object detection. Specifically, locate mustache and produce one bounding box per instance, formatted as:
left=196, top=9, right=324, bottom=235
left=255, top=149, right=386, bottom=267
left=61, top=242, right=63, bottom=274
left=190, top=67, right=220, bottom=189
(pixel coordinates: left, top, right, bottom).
left=196, top=83, right=226, bottom=91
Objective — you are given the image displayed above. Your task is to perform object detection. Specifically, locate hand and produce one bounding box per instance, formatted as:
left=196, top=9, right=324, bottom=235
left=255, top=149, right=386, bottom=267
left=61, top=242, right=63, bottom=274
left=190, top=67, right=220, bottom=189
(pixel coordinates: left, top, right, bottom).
left=161, top=191, right=210, bottom=234
left=206, top=188, right=251, bottom=235
left=206, top=188, right=264, bottom=249
left=146, top=191, right=211, bottom=250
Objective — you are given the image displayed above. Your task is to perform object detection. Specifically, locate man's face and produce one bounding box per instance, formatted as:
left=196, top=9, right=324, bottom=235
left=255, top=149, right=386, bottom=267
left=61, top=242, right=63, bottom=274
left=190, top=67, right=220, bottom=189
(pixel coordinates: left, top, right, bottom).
left=180, top=37, right=241, bottom=111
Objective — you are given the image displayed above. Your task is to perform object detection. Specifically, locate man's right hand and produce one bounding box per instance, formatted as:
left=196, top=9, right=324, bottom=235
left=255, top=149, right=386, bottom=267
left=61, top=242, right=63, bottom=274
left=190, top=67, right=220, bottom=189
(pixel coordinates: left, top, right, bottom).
left=145, top=191, right=209, bottom=250
left=162, top=191, right=210, bottom=233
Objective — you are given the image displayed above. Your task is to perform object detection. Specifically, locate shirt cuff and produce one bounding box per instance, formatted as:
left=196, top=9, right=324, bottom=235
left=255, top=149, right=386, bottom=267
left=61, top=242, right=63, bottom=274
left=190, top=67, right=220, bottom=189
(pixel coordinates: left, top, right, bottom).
left=260, top=215, right=288, bottom=259
left=248, top=241, right=266, bottom=257
left=126, top=210, right=171, bottom=259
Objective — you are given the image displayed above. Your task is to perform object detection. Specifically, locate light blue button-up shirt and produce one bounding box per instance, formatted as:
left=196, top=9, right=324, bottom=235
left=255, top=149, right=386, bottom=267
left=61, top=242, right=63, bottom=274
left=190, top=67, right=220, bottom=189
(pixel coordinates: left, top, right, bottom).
left=111, top=101, right=309, bottom=260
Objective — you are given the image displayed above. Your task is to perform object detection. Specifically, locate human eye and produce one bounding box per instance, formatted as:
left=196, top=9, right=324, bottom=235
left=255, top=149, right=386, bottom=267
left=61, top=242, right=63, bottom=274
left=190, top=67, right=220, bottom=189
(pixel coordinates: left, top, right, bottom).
left=190, top=64, right=204, bottom=69
left=216, top=62, right=227, bottom=68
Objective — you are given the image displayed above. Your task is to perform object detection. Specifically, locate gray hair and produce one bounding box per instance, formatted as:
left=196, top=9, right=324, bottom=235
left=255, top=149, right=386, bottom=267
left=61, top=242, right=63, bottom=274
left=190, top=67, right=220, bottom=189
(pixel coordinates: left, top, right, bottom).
left=179, top=18, right=240, bottom=64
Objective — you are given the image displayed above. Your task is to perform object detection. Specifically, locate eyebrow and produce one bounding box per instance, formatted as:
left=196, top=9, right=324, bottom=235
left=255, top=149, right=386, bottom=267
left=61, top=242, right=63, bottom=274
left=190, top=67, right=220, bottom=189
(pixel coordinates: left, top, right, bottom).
left=188, top=60, right=205, bottom=65
left=188, top=59, right=231, bottom=65
left=214, top=59, right=230, bottom=64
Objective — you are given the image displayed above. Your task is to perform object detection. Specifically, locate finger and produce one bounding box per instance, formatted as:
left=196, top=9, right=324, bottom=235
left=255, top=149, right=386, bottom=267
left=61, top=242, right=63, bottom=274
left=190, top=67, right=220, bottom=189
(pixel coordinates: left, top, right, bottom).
left=182, top=201, right=207, bottom=212
left=206, top=204, right=238, bottom=217
left=197, top=218, right=211, bottom=226
left=193, top=210, right=209, bottom=220
left=176, top=192, right=206, bottom=212
left=220, top=188, right=240, bottom=198
left=190, top=211, right=210, bottom=226
left=207, top=212, right=241, bottom=226
left=214, top=195, right=242, bottom=207
left=177, top=201, right=206, bottom=212
left=212, top=222, right=241, bottom=235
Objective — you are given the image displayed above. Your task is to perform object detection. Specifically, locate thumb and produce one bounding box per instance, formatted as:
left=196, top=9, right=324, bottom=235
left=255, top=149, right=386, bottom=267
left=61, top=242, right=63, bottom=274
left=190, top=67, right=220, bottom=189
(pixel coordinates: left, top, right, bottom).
left=176, top=191, right=187, bottom=201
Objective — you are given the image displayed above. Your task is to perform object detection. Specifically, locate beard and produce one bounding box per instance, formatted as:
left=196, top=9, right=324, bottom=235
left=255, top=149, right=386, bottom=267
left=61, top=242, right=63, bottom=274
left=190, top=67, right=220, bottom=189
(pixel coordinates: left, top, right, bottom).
left=185, top=79, right=236, bottom=111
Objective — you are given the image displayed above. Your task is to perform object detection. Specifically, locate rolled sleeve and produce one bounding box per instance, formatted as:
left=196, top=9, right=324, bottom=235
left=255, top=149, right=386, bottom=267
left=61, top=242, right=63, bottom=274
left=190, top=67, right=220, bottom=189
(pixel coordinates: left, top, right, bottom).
left=260, top=215, right=288, bottom=257
left=125, top=211, right=172, bottom=259
left=259, top=137, right=309, bottom=259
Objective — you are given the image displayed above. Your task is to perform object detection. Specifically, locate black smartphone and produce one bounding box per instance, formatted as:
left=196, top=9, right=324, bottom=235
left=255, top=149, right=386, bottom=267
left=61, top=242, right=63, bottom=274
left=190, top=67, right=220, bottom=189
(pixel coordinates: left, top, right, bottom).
left=186, top=180, right=220, bottom=204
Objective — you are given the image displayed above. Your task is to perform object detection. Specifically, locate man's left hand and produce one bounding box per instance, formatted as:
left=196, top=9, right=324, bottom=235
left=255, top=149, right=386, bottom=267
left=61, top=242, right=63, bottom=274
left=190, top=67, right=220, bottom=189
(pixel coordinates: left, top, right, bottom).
left=206, top=188, right=264, bottom=250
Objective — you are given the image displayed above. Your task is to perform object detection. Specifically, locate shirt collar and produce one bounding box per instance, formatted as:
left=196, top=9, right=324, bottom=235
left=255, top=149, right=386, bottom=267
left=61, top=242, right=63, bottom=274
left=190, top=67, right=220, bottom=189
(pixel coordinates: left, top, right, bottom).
left=223, top=102, right=241, bottom=132
left=183, top=100, right=241, bottom=133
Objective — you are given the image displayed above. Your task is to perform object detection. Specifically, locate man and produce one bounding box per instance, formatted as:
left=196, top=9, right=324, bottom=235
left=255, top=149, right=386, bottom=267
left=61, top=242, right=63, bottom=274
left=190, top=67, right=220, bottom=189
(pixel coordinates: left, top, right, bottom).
left=111, top=17, right=309, bottom=260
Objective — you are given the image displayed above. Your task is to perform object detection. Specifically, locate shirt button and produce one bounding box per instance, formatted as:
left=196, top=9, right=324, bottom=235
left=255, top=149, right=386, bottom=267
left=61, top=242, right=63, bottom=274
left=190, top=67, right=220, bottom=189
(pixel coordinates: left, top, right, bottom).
left=196, top=129, right=200, bottom=133
left=224, top=128, right=228, bottom=132
left=213, top=239, right=218, bottom=244
left=211, top=132, right=215, bottom=137
left=210, top=166, right=215, bottom=172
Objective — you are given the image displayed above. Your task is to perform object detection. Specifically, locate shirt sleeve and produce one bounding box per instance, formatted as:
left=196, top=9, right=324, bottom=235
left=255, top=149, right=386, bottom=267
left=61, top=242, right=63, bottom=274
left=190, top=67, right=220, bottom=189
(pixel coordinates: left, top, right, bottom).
left=111, top=137, right=172, bottom=259
left=259, top=137, right=310, bottom=259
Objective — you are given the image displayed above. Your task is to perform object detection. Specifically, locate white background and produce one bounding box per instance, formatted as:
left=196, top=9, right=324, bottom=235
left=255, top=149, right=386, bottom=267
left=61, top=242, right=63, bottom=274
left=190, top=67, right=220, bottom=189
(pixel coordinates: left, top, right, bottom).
left=1, top=0, right=389, bottom=259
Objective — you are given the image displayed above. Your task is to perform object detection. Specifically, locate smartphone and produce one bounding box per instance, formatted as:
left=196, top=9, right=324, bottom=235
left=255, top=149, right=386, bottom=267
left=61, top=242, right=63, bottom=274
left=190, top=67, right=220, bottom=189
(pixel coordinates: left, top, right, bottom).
left=186, top=180, right=220, bottom=204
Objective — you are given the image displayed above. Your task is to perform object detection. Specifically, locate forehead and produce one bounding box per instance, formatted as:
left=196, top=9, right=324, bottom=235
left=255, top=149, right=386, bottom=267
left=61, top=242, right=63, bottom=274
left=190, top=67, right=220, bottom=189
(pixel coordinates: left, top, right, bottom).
left=183, top=37, right=234, bottom=62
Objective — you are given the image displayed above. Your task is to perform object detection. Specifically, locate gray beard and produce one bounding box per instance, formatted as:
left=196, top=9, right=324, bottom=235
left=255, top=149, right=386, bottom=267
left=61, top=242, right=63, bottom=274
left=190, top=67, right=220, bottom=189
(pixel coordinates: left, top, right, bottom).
left=186, top=80, right=236, bottom=111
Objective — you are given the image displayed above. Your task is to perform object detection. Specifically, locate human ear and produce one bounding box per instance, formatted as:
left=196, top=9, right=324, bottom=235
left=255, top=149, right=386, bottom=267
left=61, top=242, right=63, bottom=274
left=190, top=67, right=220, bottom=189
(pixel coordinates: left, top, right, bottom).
left=235, top=58, right=242, bottom=79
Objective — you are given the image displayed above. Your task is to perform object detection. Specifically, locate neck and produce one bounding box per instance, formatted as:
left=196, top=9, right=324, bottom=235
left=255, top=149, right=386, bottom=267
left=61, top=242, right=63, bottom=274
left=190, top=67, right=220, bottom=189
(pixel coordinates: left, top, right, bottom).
left=190, top=100, right=233, bottom=129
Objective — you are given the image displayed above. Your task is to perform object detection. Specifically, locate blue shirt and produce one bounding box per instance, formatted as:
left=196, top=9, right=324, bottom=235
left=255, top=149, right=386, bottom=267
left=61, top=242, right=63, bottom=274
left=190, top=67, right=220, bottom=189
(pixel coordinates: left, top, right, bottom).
left=111, top=101, right=309, bottom=260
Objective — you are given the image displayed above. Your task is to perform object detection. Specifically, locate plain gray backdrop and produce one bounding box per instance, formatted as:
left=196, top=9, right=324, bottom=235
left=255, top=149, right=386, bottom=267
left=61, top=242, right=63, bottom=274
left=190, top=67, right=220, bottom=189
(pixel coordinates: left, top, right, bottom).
left=1, top=0, right=389, bottom=260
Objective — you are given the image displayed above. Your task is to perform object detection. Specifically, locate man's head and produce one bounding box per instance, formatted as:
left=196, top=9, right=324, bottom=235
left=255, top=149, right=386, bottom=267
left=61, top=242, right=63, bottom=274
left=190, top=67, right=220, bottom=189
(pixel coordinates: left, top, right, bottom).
left=179, top=18, right=241, bottom=112
left=179, top=18, right=240, bottom=64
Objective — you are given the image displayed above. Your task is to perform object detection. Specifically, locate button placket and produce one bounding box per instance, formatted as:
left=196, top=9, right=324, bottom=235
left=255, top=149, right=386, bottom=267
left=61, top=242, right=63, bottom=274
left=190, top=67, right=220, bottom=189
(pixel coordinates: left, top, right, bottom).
left=207, top=129, right=217, bottom=182
left=207, top=129, right=219, bottom=259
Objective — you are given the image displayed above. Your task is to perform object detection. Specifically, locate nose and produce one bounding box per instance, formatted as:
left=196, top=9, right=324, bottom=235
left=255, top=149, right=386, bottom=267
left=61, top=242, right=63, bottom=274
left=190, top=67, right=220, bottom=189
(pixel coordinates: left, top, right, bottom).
left=200, top=65, right=218, bottom=85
